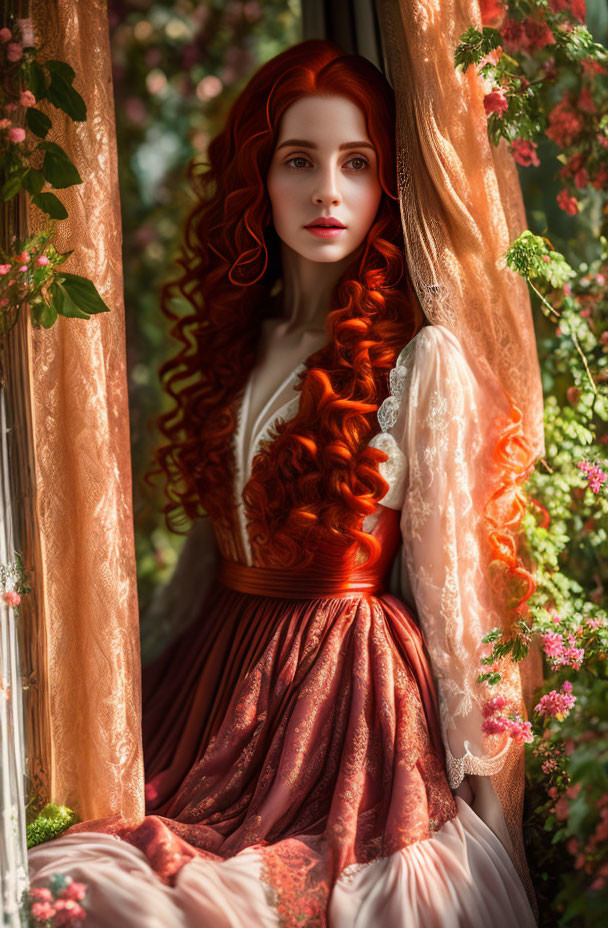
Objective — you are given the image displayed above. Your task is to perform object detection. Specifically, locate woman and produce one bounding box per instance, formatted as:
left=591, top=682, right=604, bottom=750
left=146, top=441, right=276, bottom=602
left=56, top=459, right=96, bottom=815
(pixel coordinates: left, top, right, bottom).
left=29, top=39, right=537, bottom=927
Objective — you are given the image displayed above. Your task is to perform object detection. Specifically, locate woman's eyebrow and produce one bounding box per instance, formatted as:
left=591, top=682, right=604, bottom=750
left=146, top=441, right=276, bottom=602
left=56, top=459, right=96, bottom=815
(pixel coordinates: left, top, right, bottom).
left=276, top=139, right=375, bottom=151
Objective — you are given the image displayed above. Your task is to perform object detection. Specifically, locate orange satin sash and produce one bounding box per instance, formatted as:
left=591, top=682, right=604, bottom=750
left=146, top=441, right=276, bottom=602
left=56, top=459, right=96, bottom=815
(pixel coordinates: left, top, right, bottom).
left=217, top=558, right=385, bottom=598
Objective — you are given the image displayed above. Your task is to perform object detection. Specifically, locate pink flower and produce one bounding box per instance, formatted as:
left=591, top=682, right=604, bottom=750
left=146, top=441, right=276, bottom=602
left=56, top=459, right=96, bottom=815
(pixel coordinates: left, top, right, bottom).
left=4, top=102, right=17, bottom=113
left=554, top=797, right=570, bottom=820
left=483, top=88, right=508, bottom=116
left=578, top=460, right=608, bottom=494
left=596, top=273, right=606, bottom=285
left=548, top=785, right=558, bottom=799
left=534, top=682, right=576, bottom=720
left=3, top=591, right=20, bottom=607
left=8, top=127, right=25, bottom=143
left=479, top=0, right=507, bottom=28
left=542, top=631, right=564, bottom=659
left=6, top=43, right=23, bottom=63
left=31, top=901, right=56, bottom=922
left=59, top=882, right=86, bottom=902
left=53, top=898, right=86, bottom=926
left=0, top=118, right=11, bottom=129
left=482, top=695, right=508, bottom=717
left=18, top=265, right=28, bottom=273
left=482, top=715, right=510, bottom=735
left=574, top=168, right=589, bottom=188
left=511, top=138, right=540, bottom=167
left=36, top=255, right=49, bottom=266
left=578, top=85, right=597, bottom=114
left=547, top=97, right=584, bottom=148
left=557, top=189, right=580, bottom=216
left=29, top=888, right=53, bottom=903
left=19, top=90, right=36, bottom=108
left=508, top=718, right=534, bottom=744
left=17, top=251, right=30, bottom=262
left=0, top=265, right=11, bottom=275
left=0, top=27, right=12, bottom=43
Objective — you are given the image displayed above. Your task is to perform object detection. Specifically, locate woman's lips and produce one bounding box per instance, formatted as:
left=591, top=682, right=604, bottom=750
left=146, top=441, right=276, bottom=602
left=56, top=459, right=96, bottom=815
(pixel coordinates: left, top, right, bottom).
left=305, top=226, right=346, bottom=238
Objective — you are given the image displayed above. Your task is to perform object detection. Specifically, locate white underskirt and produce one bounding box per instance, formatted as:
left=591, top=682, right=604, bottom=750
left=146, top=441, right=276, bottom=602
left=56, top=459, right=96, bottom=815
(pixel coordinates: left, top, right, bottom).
left=27, top=798, right=536, bottom=927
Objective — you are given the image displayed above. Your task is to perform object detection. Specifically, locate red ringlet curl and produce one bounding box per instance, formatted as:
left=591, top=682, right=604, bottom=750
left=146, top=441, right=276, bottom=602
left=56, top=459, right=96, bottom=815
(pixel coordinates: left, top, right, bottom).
left=153, top=39, right=423, bottom=566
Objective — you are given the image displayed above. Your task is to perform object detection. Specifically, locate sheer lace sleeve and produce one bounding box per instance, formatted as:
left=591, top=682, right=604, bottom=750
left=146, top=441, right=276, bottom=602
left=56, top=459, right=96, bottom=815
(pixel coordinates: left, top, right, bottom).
left=378, top=324, right=512, bottom=789
left=140, top=518, right=218, bottom=666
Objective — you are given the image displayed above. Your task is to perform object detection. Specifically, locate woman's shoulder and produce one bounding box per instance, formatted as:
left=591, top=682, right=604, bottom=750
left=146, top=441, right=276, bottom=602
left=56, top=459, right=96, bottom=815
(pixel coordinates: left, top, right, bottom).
left=376, top=323, right=470, bottom=434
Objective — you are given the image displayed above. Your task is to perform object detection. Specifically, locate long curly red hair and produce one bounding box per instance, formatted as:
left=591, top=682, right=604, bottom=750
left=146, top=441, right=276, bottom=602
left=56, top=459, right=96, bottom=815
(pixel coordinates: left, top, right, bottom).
left=154, top=39, right=423, bottom=567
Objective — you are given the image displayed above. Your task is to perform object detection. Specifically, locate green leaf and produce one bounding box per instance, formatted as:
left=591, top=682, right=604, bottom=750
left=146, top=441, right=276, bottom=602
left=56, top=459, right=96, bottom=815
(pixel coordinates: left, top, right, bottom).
left=25, top=107, right=52, bottom=139
left=58, top=272, right=110, bottom=315
left=0, top=174, right=23, bottom=202
left=31, top=301, right=58, bottom=329
left=32, top=192, right=68, bottom=220
left=39, top=142, right=82, bottom=189
left=45, top=60, right=76, bottom=85
left=22, top=169, right=45, bottom=196
left=46, top=71, right=87, bottom=122
left=26, top=61, right=47, bottom=100
left=51, top=282, right=91, bottom=319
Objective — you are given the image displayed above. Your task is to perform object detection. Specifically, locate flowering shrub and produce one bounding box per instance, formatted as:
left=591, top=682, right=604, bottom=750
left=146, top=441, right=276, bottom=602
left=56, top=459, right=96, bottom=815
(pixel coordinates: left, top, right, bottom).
left=456, top=2, right=608, bottom=922
left=25, top=874, right=87, bottom=927
left=0, top=19, right=110, bottom=333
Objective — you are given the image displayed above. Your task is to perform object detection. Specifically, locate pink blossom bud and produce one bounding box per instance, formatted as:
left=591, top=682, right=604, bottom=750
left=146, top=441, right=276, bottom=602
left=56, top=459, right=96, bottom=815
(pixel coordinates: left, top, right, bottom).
left=563, top=283, right=572, bottom=296
left=0, top=118, right=11, bottom=129
left=6, top=43, right=23, bottom=63
left=3, top=591, right=20, bottom=607
left=483, top=88, right=508, bottom=116
left=0, top=298, right=9, bottom=308
left=8, top=127, right=25, bottom=143
left=18, top=265, right=28, bottom=273
left=29, top=888, right=53, bottom=904
left=0, top=265, right=11, bottom=275
left=542, top=254, right=550, bottom=263
left=596, top=273, right=606, bottom=286
left=0, top=27, right=12, bottom=43
left=59, top=882, right=86, bottom=902
left=19, top=90, right=36, bottom=108
left=17, top=251, right=30, bottom=262
left=36, top=255, right=49, bottom=266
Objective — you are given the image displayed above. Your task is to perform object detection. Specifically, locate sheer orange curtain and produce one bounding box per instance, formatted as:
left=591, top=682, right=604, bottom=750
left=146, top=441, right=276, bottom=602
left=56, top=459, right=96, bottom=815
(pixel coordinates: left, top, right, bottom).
left=24, top=0, right=143, bottom=822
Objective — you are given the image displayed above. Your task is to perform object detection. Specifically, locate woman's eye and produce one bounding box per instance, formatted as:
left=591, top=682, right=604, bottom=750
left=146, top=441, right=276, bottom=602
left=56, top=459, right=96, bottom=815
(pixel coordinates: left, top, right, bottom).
left=285, top=156, right=311, bottom=170
left=345, top=156, right=369, bottom=171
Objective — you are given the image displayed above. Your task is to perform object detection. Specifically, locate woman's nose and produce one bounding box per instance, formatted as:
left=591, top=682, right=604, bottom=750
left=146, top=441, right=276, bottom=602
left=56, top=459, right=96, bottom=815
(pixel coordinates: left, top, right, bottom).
left=312, top=166, right=341, bottom=207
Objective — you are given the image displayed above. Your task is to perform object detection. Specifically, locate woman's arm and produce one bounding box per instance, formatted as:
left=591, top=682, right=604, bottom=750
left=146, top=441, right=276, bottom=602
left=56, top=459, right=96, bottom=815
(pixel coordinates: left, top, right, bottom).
left=373, top=324, right=514, bottom=850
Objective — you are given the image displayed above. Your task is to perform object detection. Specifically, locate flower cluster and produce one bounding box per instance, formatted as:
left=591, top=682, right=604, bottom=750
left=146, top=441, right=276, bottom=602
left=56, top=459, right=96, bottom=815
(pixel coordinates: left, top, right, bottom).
left=481, top=696, right=534, bottom=743
left=535, top=681, right=577, bottom=720
left=542, top=629, right=585, bottom=669
left=577, top=459, right=608, bottom=494
left=28, top=876, right=87, bottom=927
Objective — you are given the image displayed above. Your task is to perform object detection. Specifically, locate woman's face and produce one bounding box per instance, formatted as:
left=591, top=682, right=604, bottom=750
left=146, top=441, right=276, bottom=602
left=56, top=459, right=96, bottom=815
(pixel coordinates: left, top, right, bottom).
left=266, top=95, right=383, bottom=265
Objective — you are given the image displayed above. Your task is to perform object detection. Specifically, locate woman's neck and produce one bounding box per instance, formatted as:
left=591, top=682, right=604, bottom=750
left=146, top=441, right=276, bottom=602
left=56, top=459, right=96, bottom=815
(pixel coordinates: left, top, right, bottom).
left=278, top=242, right=356, bottom=333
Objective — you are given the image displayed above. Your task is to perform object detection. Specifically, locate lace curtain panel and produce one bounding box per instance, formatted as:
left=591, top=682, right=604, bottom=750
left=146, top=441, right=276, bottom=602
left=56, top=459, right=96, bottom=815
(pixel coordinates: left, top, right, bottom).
left=23, top=0, right=143, bottom=822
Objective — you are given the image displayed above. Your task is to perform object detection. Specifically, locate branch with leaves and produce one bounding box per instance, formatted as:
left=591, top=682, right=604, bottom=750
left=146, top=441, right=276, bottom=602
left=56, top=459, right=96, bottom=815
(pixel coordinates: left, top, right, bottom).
left=0, top=19, right=110, bottom=334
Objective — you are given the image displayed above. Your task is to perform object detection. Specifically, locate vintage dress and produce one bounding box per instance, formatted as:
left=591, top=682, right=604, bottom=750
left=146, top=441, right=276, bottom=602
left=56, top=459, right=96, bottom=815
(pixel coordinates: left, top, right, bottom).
left=28, top=323, right=537, bottom=927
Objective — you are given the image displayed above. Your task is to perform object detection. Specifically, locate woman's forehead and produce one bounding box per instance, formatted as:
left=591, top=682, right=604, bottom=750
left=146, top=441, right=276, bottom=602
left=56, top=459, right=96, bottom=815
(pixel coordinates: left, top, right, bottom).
left=275, top=95, right=373, bottom=149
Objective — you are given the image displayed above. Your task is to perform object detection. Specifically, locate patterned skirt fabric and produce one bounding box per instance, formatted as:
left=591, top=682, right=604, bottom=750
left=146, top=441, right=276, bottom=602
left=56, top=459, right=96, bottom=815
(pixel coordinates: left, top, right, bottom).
left=28, top=581, right=537, bottom=927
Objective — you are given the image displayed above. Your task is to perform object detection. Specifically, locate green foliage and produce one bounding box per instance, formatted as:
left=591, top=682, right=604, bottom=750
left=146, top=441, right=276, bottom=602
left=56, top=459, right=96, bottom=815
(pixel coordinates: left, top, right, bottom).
left=0, top=18, right=111, bottom=336
left=26, top=803, right=77, bottom=849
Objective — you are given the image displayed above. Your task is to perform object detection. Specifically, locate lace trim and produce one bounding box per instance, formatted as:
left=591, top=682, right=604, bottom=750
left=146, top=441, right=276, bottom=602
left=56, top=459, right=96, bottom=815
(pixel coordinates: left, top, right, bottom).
left=445, top=739, right=511, bottom=789
left=377, top=337, right=419, bottom=432
left=367, top=432, right=406, bottom=509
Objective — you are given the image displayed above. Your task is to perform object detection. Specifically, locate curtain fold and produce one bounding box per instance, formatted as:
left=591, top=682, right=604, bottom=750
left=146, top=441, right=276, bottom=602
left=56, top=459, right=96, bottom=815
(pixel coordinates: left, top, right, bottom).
left=24, top=0, right=143, bottom=822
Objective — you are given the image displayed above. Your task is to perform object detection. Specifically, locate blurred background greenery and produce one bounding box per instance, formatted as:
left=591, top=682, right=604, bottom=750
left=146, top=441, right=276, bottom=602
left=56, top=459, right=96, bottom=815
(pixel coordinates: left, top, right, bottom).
left=108, top=0, right=301, bottom=650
